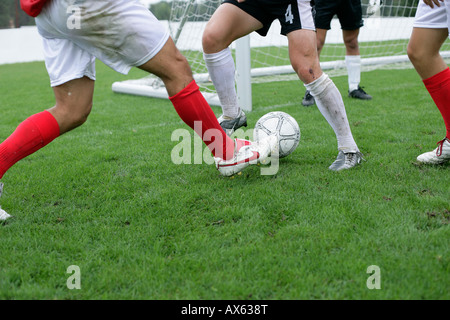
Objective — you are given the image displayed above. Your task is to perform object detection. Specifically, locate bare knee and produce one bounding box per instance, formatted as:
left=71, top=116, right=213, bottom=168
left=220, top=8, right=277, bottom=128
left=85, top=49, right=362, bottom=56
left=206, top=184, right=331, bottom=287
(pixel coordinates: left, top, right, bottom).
left=202, top=28, right=228, bottom=54
left=50, top=100, right=93, bottom=134
left=407, top=41, right=434, bottom=70
left=293, top=62, right=322, bottom=84
left=170, top=51, right=192, bottom=79
left=138, top=38, right=193, bottom=96
left=343, top=29, right=360, bottom=55
left=344, top=38, right=359, bottom=55
left=50, top=77, right=95, bottom=134
left=407, top=42, right=423, bottom=65
left=71, top=103, right=92, bottom=128
left=157, top=52, right=193, bottom=96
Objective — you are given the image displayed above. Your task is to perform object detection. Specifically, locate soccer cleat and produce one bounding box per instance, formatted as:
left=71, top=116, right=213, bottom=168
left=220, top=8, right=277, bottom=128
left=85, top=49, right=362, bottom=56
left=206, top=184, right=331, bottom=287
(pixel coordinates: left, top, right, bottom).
left=218, top=109, right=248, bottom=136
left=416, top=138, right=450, bottom=164
left=328, top=150, right=364, bottom=171
left=214, top=135, right=277, bottom=176
left=0, top=182, right=11, bottom=221
left=302, top=90, right=315, bottom=106
left=0, top=208, right=10, bottom=221
left=348, top=86, right=372, bottom=100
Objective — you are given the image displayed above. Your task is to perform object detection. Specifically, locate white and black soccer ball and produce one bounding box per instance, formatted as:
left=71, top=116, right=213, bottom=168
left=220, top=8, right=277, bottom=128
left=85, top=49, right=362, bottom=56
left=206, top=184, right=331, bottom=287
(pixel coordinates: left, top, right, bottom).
left=253, top=111, right=300, bottom=158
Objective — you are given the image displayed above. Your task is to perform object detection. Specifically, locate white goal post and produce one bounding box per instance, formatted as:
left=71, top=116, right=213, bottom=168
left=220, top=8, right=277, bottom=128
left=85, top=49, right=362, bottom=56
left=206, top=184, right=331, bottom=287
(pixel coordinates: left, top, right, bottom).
left=112, top=0, right=450, bottom=112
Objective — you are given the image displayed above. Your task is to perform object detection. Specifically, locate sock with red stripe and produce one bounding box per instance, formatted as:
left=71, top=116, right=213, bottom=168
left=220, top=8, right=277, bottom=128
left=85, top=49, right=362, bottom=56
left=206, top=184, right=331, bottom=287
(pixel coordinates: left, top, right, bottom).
left=0, top=110, right=60, bottom=179
left=423, top=67, right=450, bottom=139
left=169, top=80, right=234, bottom=160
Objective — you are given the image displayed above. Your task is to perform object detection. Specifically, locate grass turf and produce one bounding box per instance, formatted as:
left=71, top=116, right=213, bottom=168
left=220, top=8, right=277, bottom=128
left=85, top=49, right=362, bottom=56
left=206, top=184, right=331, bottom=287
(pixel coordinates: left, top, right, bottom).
left=0, top=60, right=448, bottom=300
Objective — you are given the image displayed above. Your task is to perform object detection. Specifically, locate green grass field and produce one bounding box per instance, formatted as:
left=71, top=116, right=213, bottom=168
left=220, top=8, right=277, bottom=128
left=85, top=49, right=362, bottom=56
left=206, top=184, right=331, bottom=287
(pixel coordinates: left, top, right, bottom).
left=0, top=60, right=448, bottom=300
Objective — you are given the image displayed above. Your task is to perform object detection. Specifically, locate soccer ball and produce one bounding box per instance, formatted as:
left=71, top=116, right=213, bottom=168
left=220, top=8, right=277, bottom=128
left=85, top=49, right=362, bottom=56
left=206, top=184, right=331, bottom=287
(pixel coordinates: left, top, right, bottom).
left=253, top=111, right=300, bottom=158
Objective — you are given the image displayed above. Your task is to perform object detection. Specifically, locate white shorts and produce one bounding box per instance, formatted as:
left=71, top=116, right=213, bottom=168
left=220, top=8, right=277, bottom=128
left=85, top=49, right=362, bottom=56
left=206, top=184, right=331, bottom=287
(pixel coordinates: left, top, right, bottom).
left=414, top=1, right=450, bottom=31
left=36, top=0, right=170, bottom=87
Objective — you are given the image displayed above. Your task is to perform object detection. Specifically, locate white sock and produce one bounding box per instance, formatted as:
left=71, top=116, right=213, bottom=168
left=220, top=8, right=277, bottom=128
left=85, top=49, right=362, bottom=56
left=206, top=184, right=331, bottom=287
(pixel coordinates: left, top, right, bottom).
left=305, top=73, right=359, bottom=152
left=345, top=55, right=361, bottom=92
left=203, top=48, right=240, bottom=118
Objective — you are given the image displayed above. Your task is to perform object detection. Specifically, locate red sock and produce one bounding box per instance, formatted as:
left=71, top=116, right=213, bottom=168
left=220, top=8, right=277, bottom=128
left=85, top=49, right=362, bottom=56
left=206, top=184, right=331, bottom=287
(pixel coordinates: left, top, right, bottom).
left=169, top=80, right=234, bottom=160
left=423, top=67, right=450, bottom=139
left=0, top=110, right=60, bottom=179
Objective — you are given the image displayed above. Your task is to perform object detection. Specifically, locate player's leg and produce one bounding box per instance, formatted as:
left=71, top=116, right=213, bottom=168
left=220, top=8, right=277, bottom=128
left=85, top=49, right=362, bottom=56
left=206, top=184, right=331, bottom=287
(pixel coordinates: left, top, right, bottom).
left=408, top=27, right=450, bottom=164
left=0, top=5, right=98, bottom=219
left=138, top=36, right=236, bottom=161
left=203, top=3, right=262, bottom=54
left=202, top=2, right=262, bottom=134
left=301, top=28, right=327, bottom=107
left=342, top=29, right=368, bottom=99
left=52, top=0, right=274, bottom=171
left=407, top=28, right=448, bottom=79
left=314, top=0, right=339, bottom=56
left=0, top=69, right=94, bottom=221
left=49, top=77, right=95, bottom=134
left=343, top=29, right=371, bottom=100
left=407, top=1, right=450, bottom=164
left=0, top=109, right=61, bottom=181
left=288, top=29, right=362, bottom=170
left=342, top=28, right=360, bottom=56
left=302, top=0, right=335, bottom=107
left=133, top=9, right=275, bottom=174
left=316, top=28, right=328, bottom=56
left=339, top=0, right=371, bottom=100
left=138, top=36, right=275, bottom=175
left=0, top=42, right=95, bottom=182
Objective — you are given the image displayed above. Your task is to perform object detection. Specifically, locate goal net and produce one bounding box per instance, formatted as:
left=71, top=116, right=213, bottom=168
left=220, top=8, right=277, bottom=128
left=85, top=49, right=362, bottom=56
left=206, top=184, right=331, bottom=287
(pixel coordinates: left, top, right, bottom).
left=112, top=0, right=450, bottom=111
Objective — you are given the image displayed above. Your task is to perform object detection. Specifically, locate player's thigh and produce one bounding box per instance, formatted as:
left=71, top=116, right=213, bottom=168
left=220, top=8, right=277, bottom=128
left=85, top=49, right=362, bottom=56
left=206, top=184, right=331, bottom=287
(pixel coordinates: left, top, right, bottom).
left=287, top=29, right=322, bottom=83
left=408, top=27, right=448, bottom=79
left=408, top=27, right=448, bottom=60
left=202, top=3, right=263, bottom=53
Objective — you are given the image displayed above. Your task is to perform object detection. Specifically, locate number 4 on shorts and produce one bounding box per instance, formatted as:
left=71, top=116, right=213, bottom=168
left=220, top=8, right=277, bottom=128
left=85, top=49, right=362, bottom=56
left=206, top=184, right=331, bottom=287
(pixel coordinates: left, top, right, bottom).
left=285, top=4, right=294, bottom=24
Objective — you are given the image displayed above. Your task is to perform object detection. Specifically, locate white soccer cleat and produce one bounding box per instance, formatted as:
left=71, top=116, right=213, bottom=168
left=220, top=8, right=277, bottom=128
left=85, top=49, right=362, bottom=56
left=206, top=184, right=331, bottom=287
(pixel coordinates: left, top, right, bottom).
left=0, top=182, right=11, bottom=221
left=0, top=207, right=11, bottom=221
left=417, top=138, right=450, bottom=164
left=214, top=135, right=277, bottom=176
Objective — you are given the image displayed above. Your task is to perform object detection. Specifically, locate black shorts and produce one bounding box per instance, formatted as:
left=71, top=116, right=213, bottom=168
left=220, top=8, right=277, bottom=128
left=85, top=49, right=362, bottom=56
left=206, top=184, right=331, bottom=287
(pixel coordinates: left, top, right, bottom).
left=314, top=0, right=363, bottom=30
left=223, top=0, right=315, bottom=37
